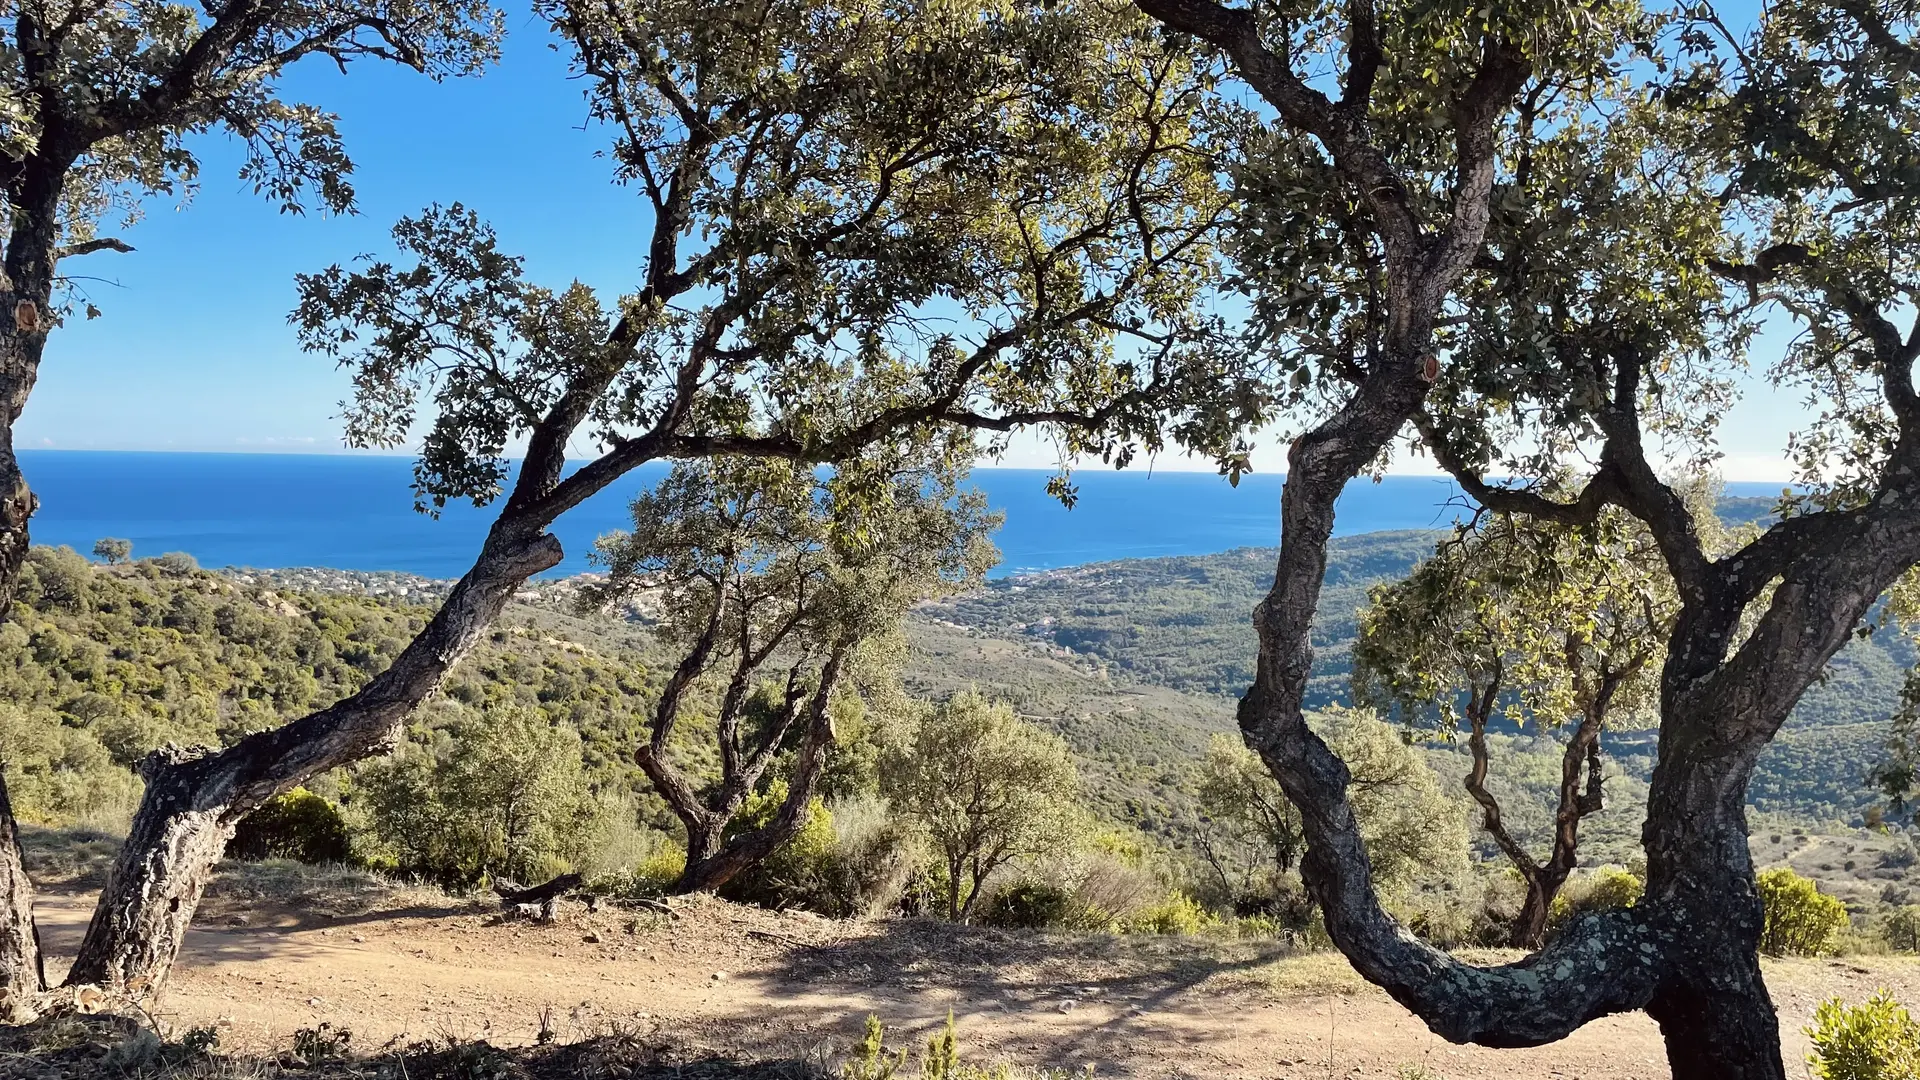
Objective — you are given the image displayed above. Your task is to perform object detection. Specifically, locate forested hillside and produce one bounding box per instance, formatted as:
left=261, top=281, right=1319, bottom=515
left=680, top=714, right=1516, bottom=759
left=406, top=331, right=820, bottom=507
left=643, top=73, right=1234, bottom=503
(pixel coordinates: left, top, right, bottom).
left=922, top=525, right=1914, bottom=828
left=5, top=528, right=1906, bottom=904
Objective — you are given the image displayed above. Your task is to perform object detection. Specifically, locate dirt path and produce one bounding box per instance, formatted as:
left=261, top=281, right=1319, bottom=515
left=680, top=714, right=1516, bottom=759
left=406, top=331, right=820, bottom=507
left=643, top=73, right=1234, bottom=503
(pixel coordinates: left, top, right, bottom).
left=31, top=889, right=1920, bottom=1079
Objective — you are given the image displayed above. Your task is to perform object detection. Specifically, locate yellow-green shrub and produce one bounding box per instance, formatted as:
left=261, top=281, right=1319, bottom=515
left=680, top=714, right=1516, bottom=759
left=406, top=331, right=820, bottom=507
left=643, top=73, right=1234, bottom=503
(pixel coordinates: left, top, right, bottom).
left=227, top=788, right=352, bottom=864
left=1120, top=893, right=1216, bottom=935
left=1760, top=868, right=1850, bottom=957
left=1807, top=992, right=1920, bottom=1080
left=1548, top=866, right=1643, bottom=931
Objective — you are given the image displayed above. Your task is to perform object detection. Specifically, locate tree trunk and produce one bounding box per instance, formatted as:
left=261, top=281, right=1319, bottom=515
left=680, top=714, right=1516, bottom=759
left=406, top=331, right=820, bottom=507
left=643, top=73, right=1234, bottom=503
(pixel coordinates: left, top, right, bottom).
left=1510, top=867, right=1567, bottom=950
left=673, top=664, right=842, bottom=896
left=64, top=528, right=562, bottom=992
left=1640, top=715, right=1783, bottom=1080
left=0, top=769, right=43, bottom=1014
left=0, top=153, right=68, bottom=1007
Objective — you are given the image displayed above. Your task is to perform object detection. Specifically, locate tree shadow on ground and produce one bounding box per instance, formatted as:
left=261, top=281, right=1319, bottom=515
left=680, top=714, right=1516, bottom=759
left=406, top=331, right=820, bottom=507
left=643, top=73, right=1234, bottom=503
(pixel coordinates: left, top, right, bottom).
left=737, top=917, right=1293, bottom=1072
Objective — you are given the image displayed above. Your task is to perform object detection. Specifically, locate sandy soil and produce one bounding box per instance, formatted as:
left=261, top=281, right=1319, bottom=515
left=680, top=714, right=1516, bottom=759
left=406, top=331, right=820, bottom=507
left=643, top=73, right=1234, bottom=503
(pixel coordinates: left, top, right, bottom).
left=29, top=886, right=1920, bottom=1079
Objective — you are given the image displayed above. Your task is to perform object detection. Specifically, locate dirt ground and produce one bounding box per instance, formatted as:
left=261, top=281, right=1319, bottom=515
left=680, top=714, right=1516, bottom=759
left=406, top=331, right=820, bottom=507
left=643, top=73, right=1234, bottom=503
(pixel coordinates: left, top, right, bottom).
left=29, top=884, right=1920, bottom=1080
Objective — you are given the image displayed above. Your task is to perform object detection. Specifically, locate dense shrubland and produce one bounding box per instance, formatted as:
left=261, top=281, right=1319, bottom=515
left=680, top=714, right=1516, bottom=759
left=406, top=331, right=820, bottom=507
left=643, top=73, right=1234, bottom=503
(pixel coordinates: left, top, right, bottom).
left=9, top=539, right=1918, bottom=955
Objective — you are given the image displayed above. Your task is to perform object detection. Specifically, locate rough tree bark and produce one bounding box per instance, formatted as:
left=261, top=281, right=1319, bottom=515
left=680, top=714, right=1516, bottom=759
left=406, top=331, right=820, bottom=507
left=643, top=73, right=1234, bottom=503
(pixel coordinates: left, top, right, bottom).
left=0, top=139, right=80, bottom=1007
left=0, top=0, right=500, bottom=998
left=1129, top=0, right=1709, bottom=1058
left=0, top=771, right=44, bottom=1015
left=63, top=524, right=564, bottom=989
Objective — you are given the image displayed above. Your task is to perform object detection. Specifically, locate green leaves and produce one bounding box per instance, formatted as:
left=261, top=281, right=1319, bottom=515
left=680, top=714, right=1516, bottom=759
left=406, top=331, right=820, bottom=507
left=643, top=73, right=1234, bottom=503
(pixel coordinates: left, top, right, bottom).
left=297, top=0, right=1254, bottom=510
left=13, top=0, right=503, bottom=329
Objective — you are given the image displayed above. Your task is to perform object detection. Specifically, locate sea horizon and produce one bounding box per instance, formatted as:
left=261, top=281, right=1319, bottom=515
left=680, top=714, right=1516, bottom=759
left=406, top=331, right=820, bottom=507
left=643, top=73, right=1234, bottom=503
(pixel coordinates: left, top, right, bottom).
left=13, top=449, right=1789, bottom=580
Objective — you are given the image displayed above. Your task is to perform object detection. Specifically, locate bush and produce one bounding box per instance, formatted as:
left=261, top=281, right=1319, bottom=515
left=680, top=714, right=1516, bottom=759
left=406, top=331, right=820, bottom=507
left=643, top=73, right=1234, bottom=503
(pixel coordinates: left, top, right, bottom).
left=977, top=880, right=1082, bottom=930
left=719, top=788, right=839, bottom=910
left=1760, top=867, right=1850, bottom=957
left=356, top=708, right=603, bottom=885
left=1119, top=893, right=1216, bottom=935
left=1807, top=991, right=1920, bottom=1080
left=152, top=551, right=199, bottom=575
left=1883, top=906, right=1920, bottom=954
left=1548, top=866, right=1643, bottom=932
left=588, top=839, right=687, bottom=900
left=227, top=788, right=353, bottom=864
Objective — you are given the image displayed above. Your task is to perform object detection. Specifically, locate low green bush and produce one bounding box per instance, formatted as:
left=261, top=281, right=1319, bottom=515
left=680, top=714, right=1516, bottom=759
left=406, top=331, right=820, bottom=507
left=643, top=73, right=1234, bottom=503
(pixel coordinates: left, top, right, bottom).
left=977, top=880, right=1082, bottom=930
left=1119, top=893, right=1216, bottom=935
left=586, top=838, right=687, bottom=900
left=227, top=788, right=352, bottom=864
left=1807, top=991, right=1920, bottom=1080
left=1760, top=867, right=1850, bottom=957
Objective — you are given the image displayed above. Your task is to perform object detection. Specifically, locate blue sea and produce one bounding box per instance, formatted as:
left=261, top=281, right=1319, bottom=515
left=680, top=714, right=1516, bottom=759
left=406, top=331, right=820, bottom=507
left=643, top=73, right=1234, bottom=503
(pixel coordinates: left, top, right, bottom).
left=14, top=450, right=1786, bottom=579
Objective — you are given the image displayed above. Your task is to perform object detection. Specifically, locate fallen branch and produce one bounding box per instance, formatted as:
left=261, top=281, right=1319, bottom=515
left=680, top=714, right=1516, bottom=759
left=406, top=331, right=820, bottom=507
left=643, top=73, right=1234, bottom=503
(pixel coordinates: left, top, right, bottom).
left=494, top=873, right=583, bottom=909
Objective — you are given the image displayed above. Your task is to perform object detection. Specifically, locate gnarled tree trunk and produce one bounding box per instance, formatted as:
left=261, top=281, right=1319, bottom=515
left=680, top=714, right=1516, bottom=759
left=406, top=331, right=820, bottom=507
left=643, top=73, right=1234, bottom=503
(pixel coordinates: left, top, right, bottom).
left=0, top=771, right=44, bottom=1015
left=0, top=148, right=74, bottom=1009
left=657, top=650, right=846, bottom=895
left=63, top=527, right=562, bottom=991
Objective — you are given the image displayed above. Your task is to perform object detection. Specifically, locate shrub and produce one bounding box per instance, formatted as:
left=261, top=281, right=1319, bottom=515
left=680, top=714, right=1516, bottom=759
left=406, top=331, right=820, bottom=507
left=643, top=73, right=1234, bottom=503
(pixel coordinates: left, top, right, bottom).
left=153, top=551, right=200, bottom=575
left=1548, top=866, right=1643, bottom=932
left=1807, top=992, right=1920, bottom=1080
left=1883, top=906, right=1920, bottom=954
left=1760, top=867, right=1850, bottom=957
left=1119, top=893, right=1216, bottom=935
left=588, top=839, right=687, bottom=900
left=227, top=788, right=353, bottom=864
left=977, top=880, right=1082, bottom=930
left=356, top=708, right=603, bottom=885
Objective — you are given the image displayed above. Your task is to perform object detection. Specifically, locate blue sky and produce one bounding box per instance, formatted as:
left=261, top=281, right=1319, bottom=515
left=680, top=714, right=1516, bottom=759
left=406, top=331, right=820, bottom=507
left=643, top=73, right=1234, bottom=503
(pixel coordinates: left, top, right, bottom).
left=21, top=10, right=1806, bottom=481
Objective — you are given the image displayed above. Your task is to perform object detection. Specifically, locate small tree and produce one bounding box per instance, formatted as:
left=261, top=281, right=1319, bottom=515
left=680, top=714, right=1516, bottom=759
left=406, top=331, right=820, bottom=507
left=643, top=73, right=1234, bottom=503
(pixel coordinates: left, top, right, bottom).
left=1758, top=869, right=1850, bottom=959
left=585, top=438, right=997, bottom=893
left=90, top=539, right=130, bottom=565
left=1195, top=710, right=1464, bottom=912
left=357, top=707, right=600, bottom=885
left=1353, top=507, right=1680, bottom=947
left=880, top=691, right=1080, bottom=921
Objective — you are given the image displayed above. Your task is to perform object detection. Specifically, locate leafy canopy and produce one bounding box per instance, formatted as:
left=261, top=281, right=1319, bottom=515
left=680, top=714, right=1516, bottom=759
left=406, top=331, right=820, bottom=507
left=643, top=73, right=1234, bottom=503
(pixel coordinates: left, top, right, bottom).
left=293, top=0, right=1251, bottom=512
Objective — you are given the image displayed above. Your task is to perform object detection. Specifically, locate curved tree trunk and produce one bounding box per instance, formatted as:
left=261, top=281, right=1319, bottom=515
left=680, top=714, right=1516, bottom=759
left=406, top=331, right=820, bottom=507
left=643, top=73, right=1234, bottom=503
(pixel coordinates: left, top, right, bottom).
left=0, top=771, right=44, bottom=1015
left=63, top=527, right=562, bottom=991
left=0, top=150, right=72, bottom=1008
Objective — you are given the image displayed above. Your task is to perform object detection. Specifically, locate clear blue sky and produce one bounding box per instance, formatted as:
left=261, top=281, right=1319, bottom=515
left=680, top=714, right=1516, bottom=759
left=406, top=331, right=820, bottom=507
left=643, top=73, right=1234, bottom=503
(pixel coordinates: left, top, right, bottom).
left=21, top=8, right=1805, bottom=481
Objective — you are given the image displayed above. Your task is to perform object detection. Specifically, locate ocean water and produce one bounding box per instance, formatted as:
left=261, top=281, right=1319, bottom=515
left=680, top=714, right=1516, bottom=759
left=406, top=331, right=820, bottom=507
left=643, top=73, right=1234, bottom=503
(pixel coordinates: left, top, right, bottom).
left=14, top=450, right=1785, bottom=579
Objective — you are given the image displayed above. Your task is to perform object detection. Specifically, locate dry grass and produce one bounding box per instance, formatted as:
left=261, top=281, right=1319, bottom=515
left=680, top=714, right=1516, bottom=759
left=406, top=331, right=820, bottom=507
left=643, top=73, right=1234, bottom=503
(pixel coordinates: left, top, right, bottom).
left=199, top=859, right=463, bottom=923
left=0, top=1011, right=825, bottom=1079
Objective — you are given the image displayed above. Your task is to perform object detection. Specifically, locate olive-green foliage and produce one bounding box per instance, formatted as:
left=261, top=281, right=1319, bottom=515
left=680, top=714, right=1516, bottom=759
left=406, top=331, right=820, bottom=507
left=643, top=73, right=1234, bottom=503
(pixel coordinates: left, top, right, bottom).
left=717, top=784, right=838, bottom=908
left=841, top=1013, right=1087, bottom=1080
left=1807, top=992, right=1920, bottom=1080
left=1194, top=709, right=1468, bottom=911
left=0, top=701, right=139, bottom=828
left=1761, top=867, right=1852, bottom=958
left=880, top=692, right=1081, bottom=921
left=1548, top=866, right=1643, bottom=931
left=91, top=539, right=132, bottom=565
left=356, top=707, right=603, bottom=885
left=1118, top=893, right=1216, bottom=935
left=976, top=880, right=1085, bottom=931
left=0, top=549, right=662, bottom=853
left=1882, top=907, right=1920, bottom=954
left=153, top=552, right=200, bottom=575
left=923, top=533, right=1906, bottom=833
left=227, top=788, right=352, bottom=864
